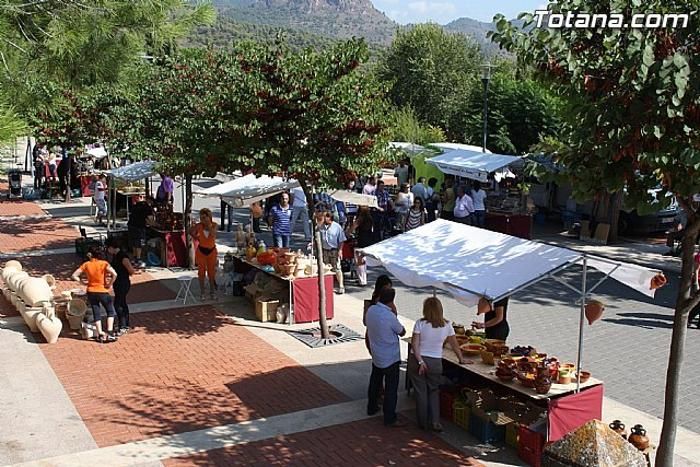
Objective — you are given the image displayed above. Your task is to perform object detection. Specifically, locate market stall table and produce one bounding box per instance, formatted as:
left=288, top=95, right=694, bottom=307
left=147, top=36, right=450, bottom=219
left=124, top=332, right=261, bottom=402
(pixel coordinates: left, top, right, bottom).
left=148, top=227, right=187, bottom=268
left=232, top=256, right=334, bottom=324
left=486, top=211, right=533, bottom=240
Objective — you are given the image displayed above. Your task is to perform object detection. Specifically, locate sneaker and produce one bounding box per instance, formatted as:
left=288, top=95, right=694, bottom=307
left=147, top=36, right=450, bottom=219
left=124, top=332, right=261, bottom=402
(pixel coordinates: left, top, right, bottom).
left=335, top=288, right=345, bottom=295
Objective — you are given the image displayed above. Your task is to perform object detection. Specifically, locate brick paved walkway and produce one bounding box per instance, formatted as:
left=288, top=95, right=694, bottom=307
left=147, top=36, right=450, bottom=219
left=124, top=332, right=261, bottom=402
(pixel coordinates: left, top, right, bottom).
left=163, top=418, right=478, bottom=467
left=0, top=217, right=77, bottom=252
left=0, top=292, right=19, bottom=317
left=0, top=199, right=46, bottom=217
left=40, top=306, right=348, bottom=447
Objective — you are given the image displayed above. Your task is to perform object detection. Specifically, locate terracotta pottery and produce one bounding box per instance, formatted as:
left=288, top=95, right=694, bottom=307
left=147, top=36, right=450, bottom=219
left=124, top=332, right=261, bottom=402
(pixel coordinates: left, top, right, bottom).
left=609, top=420, right=627, bottom=439
left=21, top=305, right=43, bottom=333
left=36, top=305, right=62, bottom=344
left=7, top=271, right=29, bottom=292
left=577, top=370, right=591, bottom=384
left=42, top=274, right=56, bottom=290
left=535, top=366, right=552, bottom=394
left=628, top=425, right=650, bottom=451
left=558, top=369, right=572, bottom=385
left=585, top=299, right=605, bottom=325
left=19, top=277, right=53, bottom=307
left=650, top=273, right=667, bottom=290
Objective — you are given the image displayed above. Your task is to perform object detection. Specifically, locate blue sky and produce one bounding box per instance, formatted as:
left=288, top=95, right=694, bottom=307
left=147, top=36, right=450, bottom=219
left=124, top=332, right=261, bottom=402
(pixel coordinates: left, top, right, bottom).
left=372, top=0, right=545, bottom=24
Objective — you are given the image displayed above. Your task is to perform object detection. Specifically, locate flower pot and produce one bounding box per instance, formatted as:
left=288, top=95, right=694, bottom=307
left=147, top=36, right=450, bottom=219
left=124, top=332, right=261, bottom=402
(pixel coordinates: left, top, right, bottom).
left=36, top=306, right=62, bottom=344
left=67, top=299, right=87, bottom=330
left=585, top=300, right=605, bottom=325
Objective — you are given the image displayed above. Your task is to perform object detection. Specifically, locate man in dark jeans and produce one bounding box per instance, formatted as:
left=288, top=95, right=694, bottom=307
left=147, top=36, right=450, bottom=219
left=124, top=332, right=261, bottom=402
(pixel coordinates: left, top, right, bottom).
left=366, top=287, right=406, bottom=427
left=128, top=196, right=155, bottom=267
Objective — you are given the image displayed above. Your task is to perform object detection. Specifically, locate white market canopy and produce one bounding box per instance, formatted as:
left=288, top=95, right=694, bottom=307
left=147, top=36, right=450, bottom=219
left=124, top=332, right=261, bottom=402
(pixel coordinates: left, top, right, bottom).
left=389, top=142, right=430, bottom=154
left=429, top=143, right=491, bottom=153
left=426, top=149, right=521, bottom=182
left=86, top=146, right=108, bottom=159
left=104, top=160, right=155, bottom=182
left=195, top=174, right=300, bottom=208
left=358, top=219, right=661, bottom=307
left=329, top=190, right=378, bottom=208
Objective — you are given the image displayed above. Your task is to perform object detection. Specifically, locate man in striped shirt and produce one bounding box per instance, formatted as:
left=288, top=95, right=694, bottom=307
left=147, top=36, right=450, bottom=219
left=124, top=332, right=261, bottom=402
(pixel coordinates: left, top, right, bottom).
left=268, top=192, right=293, bottom=248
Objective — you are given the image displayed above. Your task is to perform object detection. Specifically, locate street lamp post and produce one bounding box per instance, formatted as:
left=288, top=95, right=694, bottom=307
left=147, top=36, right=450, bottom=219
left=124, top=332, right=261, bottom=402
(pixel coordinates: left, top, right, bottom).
left=481, top=63, right=492, bottom=153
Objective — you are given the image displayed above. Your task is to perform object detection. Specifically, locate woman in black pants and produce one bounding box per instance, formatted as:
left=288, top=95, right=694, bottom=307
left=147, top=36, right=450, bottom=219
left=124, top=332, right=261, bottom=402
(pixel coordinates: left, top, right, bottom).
left=71, top=249, right=119, bottom=343
left=107, top=239, right=135, bottom=335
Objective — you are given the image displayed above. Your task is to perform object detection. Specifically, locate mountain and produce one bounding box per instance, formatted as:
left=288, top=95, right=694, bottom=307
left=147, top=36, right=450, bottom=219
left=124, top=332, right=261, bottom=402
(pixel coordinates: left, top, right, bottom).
left=188, top=1, right=507, bottom=56
left=209, top=0, right=398, bottom=45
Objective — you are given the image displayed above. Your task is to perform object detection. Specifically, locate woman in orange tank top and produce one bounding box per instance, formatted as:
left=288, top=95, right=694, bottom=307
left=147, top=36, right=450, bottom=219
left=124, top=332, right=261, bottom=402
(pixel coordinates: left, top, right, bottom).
left=191, top=207, right=218, bottom=300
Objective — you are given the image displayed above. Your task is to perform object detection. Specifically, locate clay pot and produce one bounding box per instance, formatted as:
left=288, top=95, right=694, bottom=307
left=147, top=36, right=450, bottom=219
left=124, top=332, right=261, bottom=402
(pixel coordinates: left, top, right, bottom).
left=628, top=424, right=650, bottom=451
left=609, top=420, right=627, bottom=439
left=21, top=305, right=43, bottom=333
left=19, top=277, right=53, bottom=307
left=7, top=271, right=29, bottom=292
left=558, top=369, right=572, bottom=385
left=4, top=260, right=22, bottom=272
left=42, top=274, right=56, bottom=290
left=650, top=273, right=667, bottom=290
left=535, top=367, right=552, bottom=394
left=36, top=305, right=62, bottom=344
left=585, top=299, right=605, bottom=325
left=2, top=262, right=22, bottom=284
left=577, top=370, right=591, bottom=384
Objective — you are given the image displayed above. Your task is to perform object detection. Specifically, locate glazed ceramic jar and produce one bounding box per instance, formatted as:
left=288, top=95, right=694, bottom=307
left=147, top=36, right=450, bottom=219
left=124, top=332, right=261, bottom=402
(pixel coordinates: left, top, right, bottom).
left=628, top=424, right=650, bottom=451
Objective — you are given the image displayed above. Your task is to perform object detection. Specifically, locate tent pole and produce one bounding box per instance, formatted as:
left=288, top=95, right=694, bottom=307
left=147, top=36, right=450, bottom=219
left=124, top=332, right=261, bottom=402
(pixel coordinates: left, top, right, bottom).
left=432, top=287, right=436, bottom=298
left=575, top=256, right=588, bottom=392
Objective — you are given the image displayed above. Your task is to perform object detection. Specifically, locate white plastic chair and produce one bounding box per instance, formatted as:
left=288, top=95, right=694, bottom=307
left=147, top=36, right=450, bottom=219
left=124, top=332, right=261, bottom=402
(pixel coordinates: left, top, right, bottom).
left=174, top=275, right=196, bottom=305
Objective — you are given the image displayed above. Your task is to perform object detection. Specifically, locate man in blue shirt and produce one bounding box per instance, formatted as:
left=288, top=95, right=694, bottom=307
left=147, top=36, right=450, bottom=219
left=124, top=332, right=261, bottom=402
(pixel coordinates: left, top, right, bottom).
left=365, top=287, right=406, bottom=427
left=268, top=192, right=292, bottom=247
left=320, top=211, right=347, bottom=294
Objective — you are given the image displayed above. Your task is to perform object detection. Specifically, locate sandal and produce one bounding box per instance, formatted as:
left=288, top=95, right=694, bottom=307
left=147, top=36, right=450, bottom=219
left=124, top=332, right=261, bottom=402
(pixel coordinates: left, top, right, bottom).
left=95, top=333, right=108, bottom=344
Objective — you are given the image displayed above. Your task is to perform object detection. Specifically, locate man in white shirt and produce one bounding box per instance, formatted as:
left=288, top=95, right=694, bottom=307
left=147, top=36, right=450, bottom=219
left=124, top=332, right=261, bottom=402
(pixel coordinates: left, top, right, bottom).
left=411, top=177, right=429, bottom=202
left=362, top=176, right=377, bottom=196
left=453, top=185, right=474, bottom=225
left=290, top=186, right=311, bottom=241
left=93, top=176, right=108, bottom=225
left=471, top=182, right=488, bottom=227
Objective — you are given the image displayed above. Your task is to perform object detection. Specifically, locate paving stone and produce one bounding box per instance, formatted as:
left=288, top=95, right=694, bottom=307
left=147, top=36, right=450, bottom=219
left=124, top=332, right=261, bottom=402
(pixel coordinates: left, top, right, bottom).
left=40, top=305, right=349, bottom=447
left=162, top=417, right=478, bottom=467
left=0, top=217, right=78, bottom=252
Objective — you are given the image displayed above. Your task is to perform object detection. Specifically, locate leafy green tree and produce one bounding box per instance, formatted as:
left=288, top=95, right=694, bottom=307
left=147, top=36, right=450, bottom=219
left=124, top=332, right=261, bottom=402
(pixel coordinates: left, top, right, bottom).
left=0, top=0, right=214, bottom=198
left=379, top=24, right=482, bottom=137
left=453, top=72, right=563, bottom=154
left=230, top=37, right=390, bottom=337
left=387, top=106, right=446, bottom=146
left=127, top=50, right=243, bottom=264
left=490, top=3, right=699, bottom=464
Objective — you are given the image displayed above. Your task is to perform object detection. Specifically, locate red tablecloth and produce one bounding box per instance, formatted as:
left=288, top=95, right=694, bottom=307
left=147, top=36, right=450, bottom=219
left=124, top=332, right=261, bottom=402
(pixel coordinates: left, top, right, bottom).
left=292, top=275, right=334, bottom=324
left=548, top=384, right=604, bottom=442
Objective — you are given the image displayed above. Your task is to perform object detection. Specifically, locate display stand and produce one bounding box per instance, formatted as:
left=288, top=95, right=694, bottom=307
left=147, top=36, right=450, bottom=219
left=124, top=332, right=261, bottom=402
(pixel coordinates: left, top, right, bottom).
left=486, top=212, right=533, bottom=239
left=232, top=256, right=334, bottom=324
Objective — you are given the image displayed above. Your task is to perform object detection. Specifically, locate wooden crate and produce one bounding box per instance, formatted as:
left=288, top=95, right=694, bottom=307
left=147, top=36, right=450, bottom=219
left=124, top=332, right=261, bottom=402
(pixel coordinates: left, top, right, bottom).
left=255, top=299, right=279, bottom=322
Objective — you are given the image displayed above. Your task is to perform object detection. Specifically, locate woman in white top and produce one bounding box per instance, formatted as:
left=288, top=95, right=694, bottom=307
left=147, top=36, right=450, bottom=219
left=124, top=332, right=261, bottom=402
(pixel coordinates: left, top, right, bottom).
left=408, top=297, right=464, bottom=431
left=394, top=183, right=413, bottom=231
left=471, top=182, right=488, bottom=227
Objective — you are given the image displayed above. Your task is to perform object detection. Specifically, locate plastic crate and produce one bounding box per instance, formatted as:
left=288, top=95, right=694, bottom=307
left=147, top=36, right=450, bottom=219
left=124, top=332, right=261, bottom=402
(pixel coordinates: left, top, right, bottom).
left=453, top=401, right=470, bottom=430
left=505, top=423, right=519, bottom=448
left=469, top=413, right=506, bottom=443
left=518, top=425, right=545, bottom=467
left=439, top=388, right=457, bottom=420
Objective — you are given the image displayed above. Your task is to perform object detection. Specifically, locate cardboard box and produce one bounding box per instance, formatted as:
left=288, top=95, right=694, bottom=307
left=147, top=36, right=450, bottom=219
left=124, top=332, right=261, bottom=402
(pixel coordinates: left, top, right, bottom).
left=255, top=299, right=279, bottom=322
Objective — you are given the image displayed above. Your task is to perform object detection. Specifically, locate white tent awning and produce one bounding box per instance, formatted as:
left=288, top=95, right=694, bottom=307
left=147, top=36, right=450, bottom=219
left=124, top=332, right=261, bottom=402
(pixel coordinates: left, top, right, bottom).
left=429, top=143, right=491, bottom=153
left=357, top=219, right=660, bottom=306
left=329, top=190, right=378, bottom=208
left=104, top=160, right=155, bottom=182
left=426, top=149, right=521, bottom=182
left=195, top=174, right=300, bottom=208
left=389, top=142, right=429, bottom=154
left=86, top=147, right=108, bottom=159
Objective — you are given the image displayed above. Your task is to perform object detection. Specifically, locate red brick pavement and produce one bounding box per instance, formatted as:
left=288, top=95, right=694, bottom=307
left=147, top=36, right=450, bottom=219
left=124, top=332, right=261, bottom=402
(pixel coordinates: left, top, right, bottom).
left=40, top=306, right=348, bottom=447
left=0, top=217, right=78, bottom=252
left=0, top=292, right=18, bottom=317
left=163, top=418, right=482, bottom=467
left=0, top=195, right=46, bottom=217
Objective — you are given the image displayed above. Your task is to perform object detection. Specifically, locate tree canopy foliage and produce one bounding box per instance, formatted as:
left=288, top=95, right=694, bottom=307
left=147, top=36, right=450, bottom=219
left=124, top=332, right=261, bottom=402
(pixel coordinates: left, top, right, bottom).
left=379, top=24, right=481, bottom=136
left=489, top=2, right=699, bottom=464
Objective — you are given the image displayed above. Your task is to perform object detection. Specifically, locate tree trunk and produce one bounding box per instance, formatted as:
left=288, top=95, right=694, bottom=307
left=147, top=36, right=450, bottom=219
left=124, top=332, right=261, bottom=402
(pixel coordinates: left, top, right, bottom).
left=656, top=214, right=700, bottom=466
left=184, top=174, right=194, bottom=269
left=63, top=147, right=71, bottom=203
left=607, top=191, right=622, bottom=243
left=306, top=185, right=330, bottom=339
